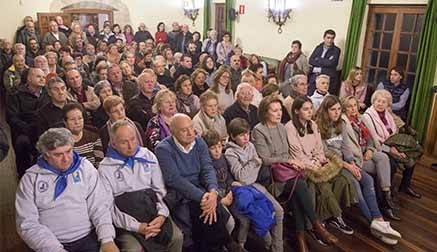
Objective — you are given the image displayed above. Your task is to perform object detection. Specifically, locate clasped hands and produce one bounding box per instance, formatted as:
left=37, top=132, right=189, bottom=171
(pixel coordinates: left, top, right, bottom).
left=138, top=215, right=166, bottom=240
left=200, top=190, right=218, bottom=225
left=346, top=162, right=362, bottom=180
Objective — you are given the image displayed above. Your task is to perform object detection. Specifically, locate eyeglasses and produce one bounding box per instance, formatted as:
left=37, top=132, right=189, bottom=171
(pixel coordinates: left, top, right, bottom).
left=239, top=92, right=253, bottom=97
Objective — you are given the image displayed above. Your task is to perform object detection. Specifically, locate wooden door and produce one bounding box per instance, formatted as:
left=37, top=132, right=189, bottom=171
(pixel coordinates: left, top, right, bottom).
left=214, top=3, right=226, bottom=40
left=362, top=5, right=426, bottom=86
left=37, top=12, right=72, bottom=38
left=64, top=9, right=113, bottom=31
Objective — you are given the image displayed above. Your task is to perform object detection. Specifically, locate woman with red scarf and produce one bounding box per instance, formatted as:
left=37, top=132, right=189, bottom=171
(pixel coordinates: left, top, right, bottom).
left=278, top=40, right=309, bottom=82
left=342, top=95, right=400, bottom=221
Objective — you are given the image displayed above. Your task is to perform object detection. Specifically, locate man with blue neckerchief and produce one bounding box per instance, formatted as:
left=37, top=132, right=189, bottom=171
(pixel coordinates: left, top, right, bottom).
left=98, top=120, right=183, bottom=252
left=15, top=128, right=118, bottom=252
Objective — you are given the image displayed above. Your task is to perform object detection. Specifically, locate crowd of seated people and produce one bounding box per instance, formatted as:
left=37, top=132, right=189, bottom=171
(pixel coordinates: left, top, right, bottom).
left=1, top=15, right=422, bottom=252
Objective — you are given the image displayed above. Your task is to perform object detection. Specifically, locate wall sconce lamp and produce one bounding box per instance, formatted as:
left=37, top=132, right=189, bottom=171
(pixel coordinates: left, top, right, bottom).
left=268, top=0, right=292, bottom=33
left=184, top=0, right=200, bottom=26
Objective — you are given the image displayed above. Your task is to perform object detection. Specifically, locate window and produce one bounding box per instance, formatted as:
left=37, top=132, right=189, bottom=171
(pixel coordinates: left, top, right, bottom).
left=362, top=5, right=425, bottom=86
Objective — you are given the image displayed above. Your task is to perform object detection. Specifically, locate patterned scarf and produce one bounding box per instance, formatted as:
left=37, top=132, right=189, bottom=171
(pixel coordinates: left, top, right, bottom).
left=37, top=151, right=82, bottom=200
left=348, top=115, right=370, bottom=147
left=176, top=92, right=197, bottom=117
left=278, top=51, right=302, bottom=81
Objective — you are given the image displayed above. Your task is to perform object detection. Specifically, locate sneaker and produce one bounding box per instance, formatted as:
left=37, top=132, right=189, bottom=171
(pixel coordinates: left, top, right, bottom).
left=371, top=229, right=399, bottom=245
left=307, top=229, right=329, bottom=246
left=328, top=217, right=354, bottom=235
left=370, top=220, right=402, bottom=240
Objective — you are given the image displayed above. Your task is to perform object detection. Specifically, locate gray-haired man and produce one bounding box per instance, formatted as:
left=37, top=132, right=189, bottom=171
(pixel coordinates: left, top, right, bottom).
left=99, top=120, right=183, bottom=252
left=15, top=128, right=119, bottom=252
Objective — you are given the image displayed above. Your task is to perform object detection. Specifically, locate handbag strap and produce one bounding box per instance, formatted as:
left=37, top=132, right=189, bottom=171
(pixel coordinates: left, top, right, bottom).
left=283, top=173, right=302, bottom=203
left=270, top=165, right=303, bottom=205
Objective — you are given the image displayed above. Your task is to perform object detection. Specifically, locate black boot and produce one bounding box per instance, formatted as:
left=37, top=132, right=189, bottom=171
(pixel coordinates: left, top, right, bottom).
left=382, top=208, right=401, bottom=221
left=383, top=191, right=398, bottom=210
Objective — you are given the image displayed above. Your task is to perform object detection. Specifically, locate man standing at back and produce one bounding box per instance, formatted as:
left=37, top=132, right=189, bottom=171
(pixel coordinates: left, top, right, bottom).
left=308, top=29, right=341, bottom=95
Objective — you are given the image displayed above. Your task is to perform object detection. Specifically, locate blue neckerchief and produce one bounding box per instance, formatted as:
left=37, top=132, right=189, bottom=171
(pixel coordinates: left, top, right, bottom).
left=37, top=151, right=82, bottom=200
left=106, top=145, right=156, bottom=168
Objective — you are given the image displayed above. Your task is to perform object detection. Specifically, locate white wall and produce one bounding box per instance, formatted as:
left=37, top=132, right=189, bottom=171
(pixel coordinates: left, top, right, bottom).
left=1, top=0, right=435, bottom=81
left=0, top=0, right=204, bottom=42
left=233, top=0, right=352, bottom=67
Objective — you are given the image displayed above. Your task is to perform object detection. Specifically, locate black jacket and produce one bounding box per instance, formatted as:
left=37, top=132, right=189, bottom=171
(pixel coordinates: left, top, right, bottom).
left=126, top=92, right=155, bottom=131
left=115, top=189, right=172, bottom=252
left=223, top=102, right=260, bottom=129
left=173, top=66, right=193, bottom=81
left=36, top=102, right=67, bottom=137
left=6, top=85, right=50, bottom=138
left=156, top=70, right=174, bottom=90
left=134, top=30, right=154, bottom=43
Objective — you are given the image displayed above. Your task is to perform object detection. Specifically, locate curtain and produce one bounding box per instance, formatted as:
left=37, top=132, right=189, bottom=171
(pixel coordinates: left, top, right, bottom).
left=225, top=0, right=234, bottom=36
left=408, top=0, right=437, bottom=141
left=203, top=0, right=211, bottom=39
left=341, top=0, right=367, bottom=81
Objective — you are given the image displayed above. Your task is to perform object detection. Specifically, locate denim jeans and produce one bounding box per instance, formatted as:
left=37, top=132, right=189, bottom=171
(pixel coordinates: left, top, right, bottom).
left=342, top=169, right=383, bottom=222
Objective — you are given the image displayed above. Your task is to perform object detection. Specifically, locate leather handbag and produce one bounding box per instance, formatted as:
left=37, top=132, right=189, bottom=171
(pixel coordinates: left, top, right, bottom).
left=271, top=162, right=305, bottom=202
left=271, top=162, right=304, bottom=183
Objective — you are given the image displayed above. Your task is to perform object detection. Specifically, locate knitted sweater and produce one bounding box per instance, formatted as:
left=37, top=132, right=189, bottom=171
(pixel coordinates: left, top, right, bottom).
left=155, top=136, right=218, bottom=201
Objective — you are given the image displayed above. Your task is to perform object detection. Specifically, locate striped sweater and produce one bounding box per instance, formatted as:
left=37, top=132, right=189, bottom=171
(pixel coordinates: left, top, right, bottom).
left=74, top=129, right=104, bottom=168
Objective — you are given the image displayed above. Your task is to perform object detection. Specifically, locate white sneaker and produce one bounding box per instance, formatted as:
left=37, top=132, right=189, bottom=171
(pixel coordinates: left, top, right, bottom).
left=371, top=229, right=399, bottom=245
left=370, top=220, right=402, bottom=240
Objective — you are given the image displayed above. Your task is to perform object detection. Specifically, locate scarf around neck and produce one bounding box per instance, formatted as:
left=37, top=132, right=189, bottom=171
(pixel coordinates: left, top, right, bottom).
left=158, top=115, right=172, bottom=140
left=106, top=145, right=156, bottom=168
left=37, top=151, right=82, bottom=200
left=365, top=106, right=397, bottom=143
left=176, top=92, right=197, bottom=116
left=348, top=115, right=370, bottom=147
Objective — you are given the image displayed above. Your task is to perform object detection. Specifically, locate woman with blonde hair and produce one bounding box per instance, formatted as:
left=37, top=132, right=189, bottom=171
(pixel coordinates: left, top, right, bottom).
left=341, top=95, right=399, bottom=221
left=339, top=66, right=373, bottom=111
left=145, top=89, right=177, bottom=151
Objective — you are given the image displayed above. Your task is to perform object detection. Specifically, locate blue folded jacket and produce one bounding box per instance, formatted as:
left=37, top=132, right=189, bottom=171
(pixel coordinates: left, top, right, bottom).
left=232, top=185, right=276, bottom=237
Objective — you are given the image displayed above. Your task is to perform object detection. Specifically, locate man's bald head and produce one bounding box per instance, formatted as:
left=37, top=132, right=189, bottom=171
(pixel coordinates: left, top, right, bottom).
left=170, top=113, right=191, bottom=133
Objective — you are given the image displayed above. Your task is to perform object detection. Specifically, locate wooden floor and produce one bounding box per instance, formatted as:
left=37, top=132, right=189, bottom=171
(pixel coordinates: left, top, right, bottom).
left=1, top=121, right=437, bottom=252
